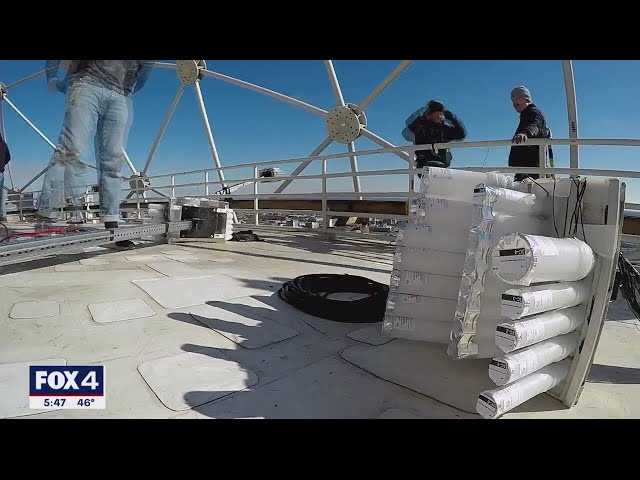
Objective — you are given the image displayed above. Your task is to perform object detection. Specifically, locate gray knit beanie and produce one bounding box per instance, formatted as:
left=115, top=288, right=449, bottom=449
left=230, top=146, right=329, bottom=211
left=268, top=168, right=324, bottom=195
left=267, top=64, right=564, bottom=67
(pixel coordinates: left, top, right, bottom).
left=511, top=86, right=532, bottom=102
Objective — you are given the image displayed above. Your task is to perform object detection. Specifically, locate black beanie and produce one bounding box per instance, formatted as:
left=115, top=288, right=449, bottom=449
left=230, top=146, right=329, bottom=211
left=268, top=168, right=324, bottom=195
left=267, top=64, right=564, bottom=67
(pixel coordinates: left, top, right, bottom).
left=427, top=100, right=445, bottom=113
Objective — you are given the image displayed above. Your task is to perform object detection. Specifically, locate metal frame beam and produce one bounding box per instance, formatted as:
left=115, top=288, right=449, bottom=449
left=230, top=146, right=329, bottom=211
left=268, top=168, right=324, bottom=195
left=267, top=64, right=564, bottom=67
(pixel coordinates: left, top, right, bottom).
left=200, top=68, right=328, bottom=117
left=273, top=136, right=333, bottom=194
left=274, top=60, right=413, bottom=193
left=0, top=59, right=582, bottom=215
left=141, top=82, right=186, bottom=176
left=0, top=60, right=412, bottom=200
left=193, top=80, right=227, bottom=188
left=0, top=220, right=192, bottom=267
left=359, top=60, right=413, bottom=110
left=324, top=60, right=360, bottom=195
left=562, top=60, right=579, bottom=169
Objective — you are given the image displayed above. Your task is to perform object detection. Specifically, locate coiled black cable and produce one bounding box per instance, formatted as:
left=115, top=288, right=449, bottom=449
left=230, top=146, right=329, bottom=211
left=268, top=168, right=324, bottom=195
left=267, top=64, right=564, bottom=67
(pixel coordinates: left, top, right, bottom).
left=278, top=274, right=389, bottom=323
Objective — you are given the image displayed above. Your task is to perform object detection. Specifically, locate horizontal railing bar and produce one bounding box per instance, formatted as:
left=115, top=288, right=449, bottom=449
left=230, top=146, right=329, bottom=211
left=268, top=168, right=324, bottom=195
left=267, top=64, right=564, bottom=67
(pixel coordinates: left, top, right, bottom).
left=230, top=222, right=397, bottom=241
left=225, top=192, right=408, bottom=200
left=142, top=138, right=640, bottom=179
left=235, top=208, right=408, bottom=220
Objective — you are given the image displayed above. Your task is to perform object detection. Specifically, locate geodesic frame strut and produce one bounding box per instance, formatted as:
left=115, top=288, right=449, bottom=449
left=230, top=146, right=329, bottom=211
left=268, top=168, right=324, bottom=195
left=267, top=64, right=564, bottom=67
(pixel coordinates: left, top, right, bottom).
left=0, top=60, right=581, bottom=201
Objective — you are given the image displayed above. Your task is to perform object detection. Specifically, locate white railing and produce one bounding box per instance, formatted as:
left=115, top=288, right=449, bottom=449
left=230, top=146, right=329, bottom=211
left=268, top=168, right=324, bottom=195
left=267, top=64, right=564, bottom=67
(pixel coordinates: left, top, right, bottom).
left=5, top=137, right=640, bottom=233
left=2, top=60, right=639, bottom=233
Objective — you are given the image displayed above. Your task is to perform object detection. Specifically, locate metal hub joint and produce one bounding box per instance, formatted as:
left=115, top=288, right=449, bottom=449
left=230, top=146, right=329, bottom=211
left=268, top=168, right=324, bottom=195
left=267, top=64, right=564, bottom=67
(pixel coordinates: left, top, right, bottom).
left=176, top=60, right=207, bottom=84
left=129, top=174, right=151, bottom=192
left=325, top=103, right=367, bottom=144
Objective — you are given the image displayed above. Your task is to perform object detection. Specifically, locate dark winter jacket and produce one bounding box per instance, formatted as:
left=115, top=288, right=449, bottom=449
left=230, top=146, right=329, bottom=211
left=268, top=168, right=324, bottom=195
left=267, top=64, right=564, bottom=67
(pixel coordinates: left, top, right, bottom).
left=402, top=108, right=467, bottom=168
left=0, top=131, right=10, bottom=173
left=45, top=60, right=154, bottom=96
left=508, top=103, right=552, bottom=168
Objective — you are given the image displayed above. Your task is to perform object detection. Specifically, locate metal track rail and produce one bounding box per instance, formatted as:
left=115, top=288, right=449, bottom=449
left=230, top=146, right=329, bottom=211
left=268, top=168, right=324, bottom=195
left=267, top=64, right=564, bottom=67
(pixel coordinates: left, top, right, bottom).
left=0, top=221, right=193, bottom=267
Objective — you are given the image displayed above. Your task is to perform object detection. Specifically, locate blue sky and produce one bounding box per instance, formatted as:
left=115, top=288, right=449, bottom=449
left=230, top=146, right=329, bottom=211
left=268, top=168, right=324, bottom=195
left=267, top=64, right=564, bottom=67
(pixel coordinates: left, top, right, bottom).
left=1, top=60, right=639, bottom=200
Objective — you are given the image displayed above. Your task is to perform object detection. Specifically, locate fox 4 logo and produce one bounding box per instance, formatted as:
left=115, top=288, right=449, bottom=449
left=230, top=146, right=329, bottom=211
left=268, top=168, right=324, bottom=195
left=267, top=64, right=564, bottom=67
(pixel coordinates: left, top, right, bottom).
left=35, top=370, right=99, bottom=390
left=30, top=366, right=105, bottom=396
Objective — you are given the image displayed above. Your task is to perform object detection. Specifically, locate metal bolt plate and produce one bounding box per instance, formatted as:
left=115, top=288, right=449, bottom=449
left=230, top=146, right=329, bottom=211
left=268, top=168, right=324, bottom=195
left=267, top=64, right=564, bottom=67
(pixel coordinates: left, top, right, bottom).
left=176, top=60, right=206, bottom=84
left=325, top=105, right=362, bottom=144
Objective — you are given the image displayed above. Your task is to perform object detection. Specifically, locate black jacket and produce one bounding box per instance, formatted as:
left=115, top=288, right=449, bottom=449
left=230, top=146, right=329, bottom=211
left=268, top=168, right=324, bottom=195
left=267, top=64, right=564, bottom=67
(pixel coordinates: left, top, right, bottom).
left=0, top=131, right=10, bottom=173
left=404, top=111, right=466, bottom=167
left=508, top=103, right=551, bottom=168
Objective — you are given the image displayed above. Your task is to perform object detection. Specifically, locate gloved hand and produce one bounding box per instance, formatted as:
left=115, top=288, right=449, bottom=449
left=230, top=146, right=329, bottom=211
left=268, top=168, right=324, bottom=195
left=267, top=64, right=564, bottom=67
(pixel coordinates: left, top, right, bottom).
left=513, top=133, right=528, bottom=144
left=443, top=110, right=454, bottom=121
left=47, top=78, right=60, bottom=92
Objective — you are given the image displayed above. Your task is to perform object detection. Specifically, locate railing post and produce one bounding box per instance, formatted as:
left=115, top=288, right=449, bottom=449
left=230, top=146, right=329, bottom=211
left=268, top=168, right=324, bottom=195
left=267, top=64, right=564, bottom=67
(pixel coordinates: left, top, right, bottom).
left=85, top=186, right=90, bottom=222
left=136, top=179, right=141, bottom=219
left=18, top=193, right=24, bottom=222
left=407, top=157, right=415, bottom=216
left=562, top=60, right=579, bottom=170
left=539, top=141, right=547, bottom=178
left=253, top=166, right=259, bottom=226
left=322, top=159, right=328, bottom=231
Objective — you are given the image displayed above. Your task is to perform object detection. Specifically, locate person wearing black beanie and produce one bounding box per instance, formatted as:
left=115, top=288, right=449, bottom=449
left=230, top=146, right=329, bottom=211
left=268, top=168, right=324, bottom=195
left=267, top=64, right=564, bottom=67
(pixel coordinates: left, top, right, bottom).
left=402, top=99, right=467, bottom=176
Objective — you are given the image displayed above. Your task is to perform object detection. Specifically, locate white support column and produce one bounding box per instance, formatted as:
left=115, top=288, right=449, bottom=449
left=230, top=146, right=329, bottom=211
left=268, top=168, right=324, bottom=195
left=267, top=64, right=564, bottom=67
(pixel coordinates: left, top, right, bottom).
left=274, top=61, right=413, bottom=193
left=4, top=68, right=49, bottom=91
left=359, top=60, right=413, bottom=110
left=151, top=62, right=178, bottom=70
left=142, top=83, right=186, bottom=176
left=1, top=94, right=58, bottom=151
left=122, top=149, right=139, bottom=176
left=360, top=128, right=411, bottom=162
left=200, top=69, right=328, bottom=118
left=539, top=140, right=547, bottom=178
left=193, top=81, right=227, bottom=189
left=324, top=60, right=360, bottom=195
left=253, top=166, right=259, bottom=226
left=274, top=136, right=333, bottom=194
left=19, top=165, right=50, bottom=193
left=347, top=142, right=362, bottom=198
left=324, top=60, right=345, bottom=106
left=562, top=60, right=579, bottom=170
left=321, top=159, right=328, bottom=231
left=2, top=92, right=63, bottom=194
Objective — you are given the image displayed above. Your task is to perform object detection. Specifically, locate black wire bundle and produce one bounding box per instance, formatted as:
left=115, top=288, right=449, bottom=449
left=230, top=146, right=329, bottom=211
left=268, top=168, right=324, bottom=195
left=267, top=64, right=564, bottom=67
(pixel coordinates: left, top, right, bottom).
left=566, top=177, right=588, bottom=240
left=617, top=252, right=640, bottom=320
left=547, top=177, right=588, bottom=239
left=278, top=274, right=389, bottom=323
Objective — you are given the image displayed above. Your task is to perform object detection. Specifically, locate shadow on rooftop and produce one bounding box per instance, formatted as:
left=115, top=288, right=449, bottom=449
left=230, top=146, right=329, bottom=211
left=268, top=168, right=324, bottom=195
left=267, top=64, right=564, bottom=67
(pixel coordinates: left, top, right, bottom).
left=587, top=364, right=640, bottom=385
left=179, top=242, right=392, bottom=275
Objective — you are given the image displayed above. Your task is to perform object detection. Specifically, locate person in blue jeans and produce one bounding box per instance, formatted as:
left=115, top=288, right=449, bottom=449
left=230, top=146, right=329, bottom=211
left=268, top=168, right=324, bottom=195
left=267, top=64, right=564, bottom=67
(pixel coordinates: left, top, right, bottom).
left=0, top=130, right=10, bottom=222
left=37, top=61, right=153, bottom=245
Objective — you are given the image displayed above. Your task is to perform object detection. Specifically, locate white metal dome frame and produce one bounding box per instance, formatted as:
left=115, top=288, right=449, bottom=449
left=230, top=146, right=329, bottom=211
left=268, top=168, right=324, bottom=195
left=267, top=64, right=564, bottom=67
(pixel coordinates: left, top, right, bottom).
left=0, top=60, right=580, bottom=200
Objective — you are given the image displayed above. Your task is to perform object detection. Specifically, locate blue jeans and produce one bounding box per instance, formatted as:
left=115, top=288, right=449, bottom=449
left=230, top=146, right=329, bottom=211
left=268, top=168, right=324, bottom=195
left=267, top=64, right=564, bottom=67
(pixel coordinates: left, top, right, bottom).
left=38, top=81, right=131, bottom=223
left=0, top=171, right=6, bottom=219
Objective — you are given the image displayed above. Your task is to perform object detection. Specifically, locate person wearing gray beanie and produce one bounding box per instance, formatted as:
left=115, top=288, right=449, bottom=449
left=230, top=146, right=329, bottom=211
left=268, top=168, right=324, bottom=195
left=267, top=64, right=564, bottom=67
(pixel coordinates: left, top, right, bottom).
left=401, top=99, right=467, bottom=176
left=508, top=86, right=552, bottom=182
left=511, top=86, right=532, bottom=104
